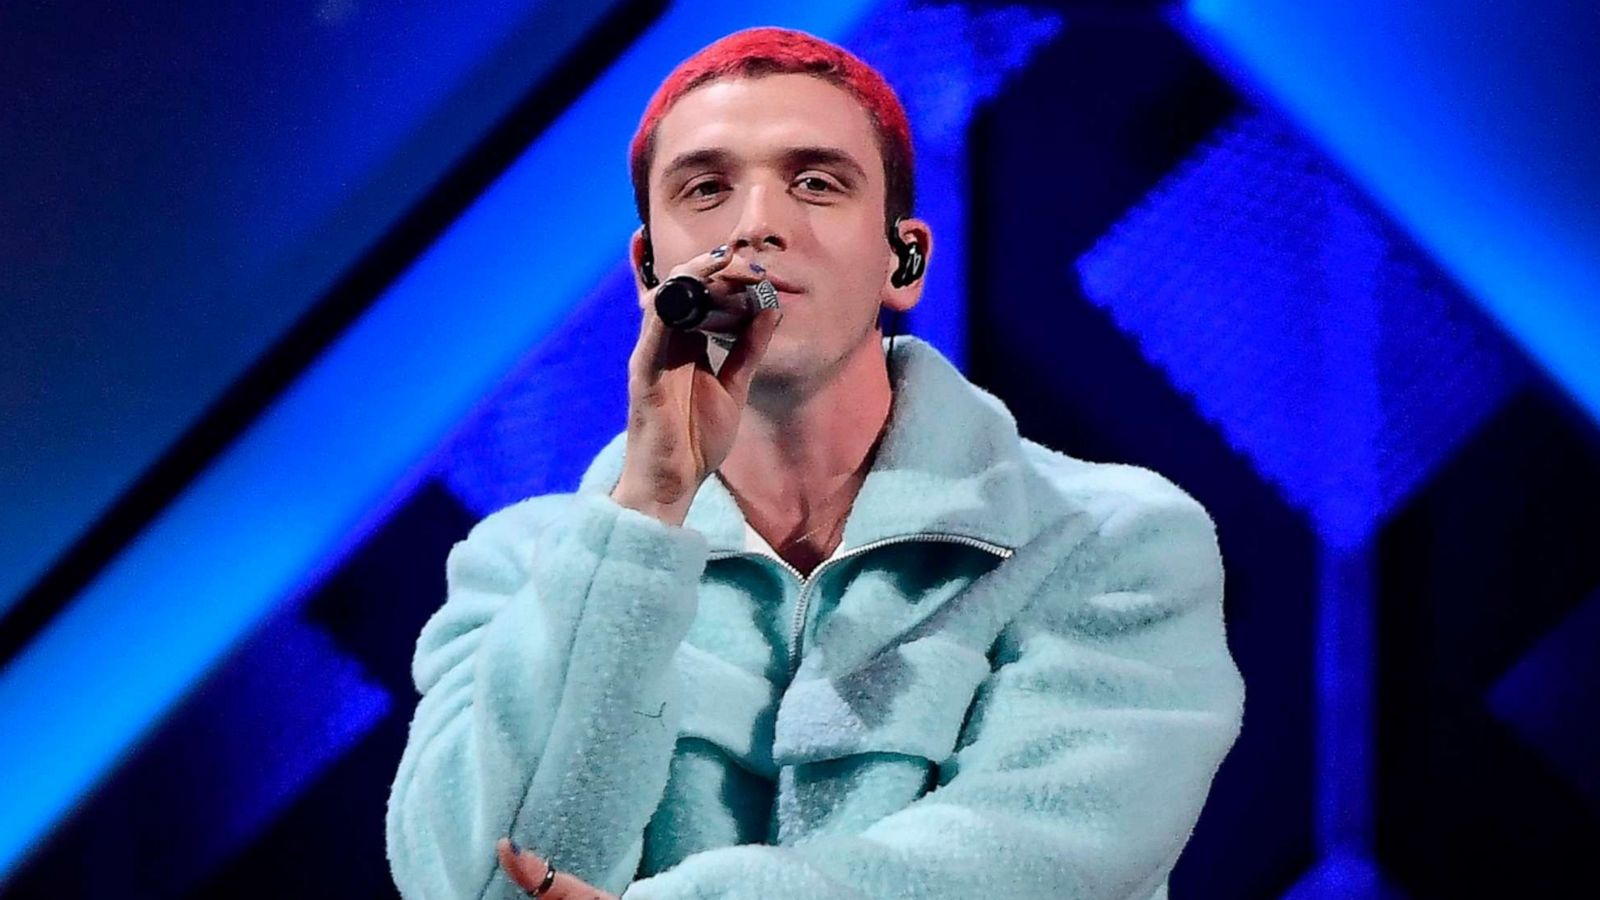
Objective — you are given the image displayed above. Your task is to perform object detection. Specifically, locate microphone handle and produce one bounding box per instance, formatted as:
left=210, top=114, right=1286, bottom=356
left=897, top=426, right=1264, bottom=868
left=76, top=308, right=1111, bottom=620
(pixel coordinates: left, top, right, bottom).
left=655, top=274, right=780, bottom=337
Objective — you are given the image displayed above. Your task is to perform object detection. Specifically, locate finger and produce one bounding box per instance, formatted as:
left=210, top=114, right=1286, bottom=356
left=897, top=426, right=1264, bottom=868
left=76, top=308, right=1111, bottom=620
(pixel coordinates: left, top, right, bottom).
left=634, top=247, right=728, bottom=380
left=496, top=838, right=548, bottom=892
left=628, top=304, right=667, bottom=382
left=496, top=839, right=613, bottom=900
left=716, top=304, right=782, bottom=403
left=637, top=243, right=735, bottom=314
left=660, top=243, right=736, bottom=287
left=630, top=304, right=708, bottom=385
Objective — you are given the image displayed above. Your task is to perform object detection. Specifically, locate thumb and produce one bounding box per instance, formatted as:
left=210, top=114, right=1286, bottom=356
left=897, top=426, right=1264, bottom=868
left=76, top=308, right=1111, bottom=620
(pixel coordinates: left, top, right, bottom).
left=716, top=305, right=782, bottom=402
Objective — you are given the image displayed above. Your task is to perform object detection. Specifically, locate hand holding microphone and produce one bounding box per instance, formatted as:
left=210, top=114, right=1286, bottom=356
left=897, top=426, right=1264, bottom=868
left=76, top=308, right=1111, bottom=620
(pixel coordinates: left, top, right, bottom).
left=654, top=259, right=781, bottom=338
left=610, top=241, right=784, bottom=527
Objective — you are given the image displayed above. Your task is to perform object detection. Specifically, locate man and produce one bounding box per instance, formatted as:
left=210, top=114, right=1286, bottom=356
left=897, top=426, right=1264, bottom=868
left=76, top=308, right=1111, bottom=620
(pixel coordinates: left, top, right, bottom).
left=386, top=26, right=1244, bottom=900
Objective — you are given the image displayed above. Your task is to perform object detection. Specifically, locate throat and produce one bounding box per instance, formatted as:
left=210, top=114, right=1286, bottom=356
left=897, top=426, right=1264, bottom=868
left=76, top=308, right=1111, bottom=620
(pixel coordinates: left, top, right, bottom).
left=739, top=477, right=862, bottom=578
left=766, top=522, right=844, bottom=579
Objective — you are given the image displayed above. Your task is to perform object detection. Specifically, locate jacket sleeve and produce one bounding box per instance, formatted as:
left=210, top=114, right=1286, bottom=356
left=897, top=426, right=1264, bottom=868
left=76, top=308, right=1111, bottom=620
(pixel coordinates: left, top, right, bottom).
left=623, top=486, right=1245, bottom=900
left=386, top=490, right=710, bottom=900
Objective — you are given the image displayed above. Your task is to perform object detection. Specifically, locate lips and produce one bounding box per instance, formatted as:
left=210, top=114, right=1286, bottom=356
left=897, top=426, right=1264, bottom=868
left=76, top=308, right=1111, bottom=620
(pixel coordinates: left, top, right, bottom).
left=762, top=275, right=803, bottom=293
left=726, top=257, right=801, bottom=293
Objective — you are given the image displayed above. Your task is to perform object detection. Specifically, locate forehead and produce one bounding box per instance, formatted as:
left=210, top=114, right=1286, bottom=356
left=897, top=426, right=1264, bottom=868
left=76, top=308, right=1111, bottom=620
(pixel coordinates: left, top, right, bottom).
left=650, top=73, right=881, bottom=179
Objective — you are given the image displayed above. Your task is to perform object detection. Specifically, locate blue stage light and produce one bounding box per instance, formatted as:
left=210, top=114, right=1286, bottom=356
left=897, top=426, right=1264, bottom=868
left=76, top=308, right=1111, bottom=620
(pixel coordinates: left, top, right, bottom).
left=1183, top=0, right=1600, bottom=426
left=0, top=1, right=876, bottom=881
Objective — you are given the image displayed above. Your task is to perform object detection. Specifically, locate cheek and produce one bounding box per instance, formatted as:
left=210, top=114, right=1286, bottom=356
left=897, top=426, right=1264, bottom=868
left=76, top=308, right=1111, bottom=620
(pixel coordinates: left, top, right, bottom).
left=656, top=214, right=738, bottom=266
left=812, top=216, right=890, bottom=287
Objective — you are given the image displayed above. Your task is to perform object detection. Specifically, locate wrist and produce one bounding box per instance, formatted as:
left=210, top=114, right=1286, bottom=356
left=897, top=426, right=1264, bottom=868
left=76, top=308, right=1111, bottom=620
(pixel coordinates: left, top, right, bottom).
left=609, top=480, right=695, bottom=528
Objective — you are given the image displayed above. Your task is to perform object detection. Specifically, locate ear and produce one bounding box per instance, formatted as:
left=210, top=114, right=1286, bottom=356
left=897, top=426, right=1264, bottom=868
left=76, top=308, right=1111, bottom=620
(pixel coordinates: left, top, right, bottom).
left=630, top=225, right=652, bottom=294
left=882, top=216, right=933, bottom=314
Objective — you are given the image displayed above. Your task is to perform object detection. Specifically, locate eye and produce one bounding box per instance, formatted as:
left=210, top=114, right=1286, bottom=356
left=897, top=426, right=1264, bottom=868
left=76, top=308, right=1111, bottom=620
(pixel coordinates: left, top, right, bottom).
left=682, top=178, right=725, bottom=200
left=794, top=174, right=839, bottom=193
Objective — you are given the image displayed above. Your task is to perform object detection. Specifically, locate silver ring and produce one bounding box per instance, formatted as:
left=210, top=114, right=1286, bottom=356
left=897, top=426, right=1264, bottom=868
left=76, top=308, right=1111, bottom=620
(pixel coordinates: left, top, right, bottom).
left=524, top=859, right=556, bottom=897
left=745, top=279, right=780, bottom=311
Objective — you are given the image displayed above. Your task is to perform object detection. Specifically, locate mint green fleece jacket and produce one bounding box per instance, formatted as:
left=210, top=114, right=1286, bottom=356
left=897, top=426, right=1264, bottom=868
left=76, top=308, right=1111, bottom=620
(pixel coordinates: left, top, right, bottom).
left=385, top=336, right=1244, bottom=900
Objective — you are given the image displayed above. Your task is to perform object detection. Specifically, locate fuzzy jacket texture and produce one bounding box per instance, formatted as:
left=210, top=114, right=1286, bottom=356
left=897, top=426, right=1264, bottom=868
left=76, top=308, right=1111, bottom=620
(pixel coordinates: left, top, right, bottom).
left=386, top=335, right=1245, bottom=900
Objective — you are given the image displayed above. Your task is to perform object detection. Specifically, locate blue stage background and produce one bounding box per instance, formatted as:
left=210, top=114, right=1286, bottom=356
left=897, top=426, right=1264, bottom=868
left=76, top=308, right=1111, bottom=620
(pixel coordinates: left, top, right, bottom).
left=2, top=1, right=1597, bottom=897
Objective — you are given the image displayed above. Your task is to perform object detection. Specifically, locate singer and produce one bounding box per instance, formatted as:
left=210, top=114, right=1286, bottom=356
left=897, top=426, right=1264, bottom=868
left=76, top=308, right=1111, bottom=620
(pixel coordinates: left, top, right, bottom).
left=387, top=26, right=1243, bottom=900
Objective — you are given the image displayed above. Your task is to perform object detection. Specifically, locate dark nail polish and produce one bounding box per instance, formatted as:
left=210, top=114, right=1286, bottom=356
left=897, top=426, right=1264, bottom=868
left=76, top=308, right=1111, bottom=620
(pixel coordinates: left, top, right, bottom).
left=508, top=838, right=522, bottom=854
left=710, top=244, right=728, bottom=258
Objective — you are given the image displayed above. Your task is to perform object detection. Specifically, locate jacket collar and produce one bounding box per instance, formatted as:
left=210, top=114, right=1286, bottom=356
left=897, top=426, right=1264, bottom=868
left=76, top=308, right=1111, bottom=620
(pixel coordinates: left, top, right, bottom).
left=576, top=336, right=1035, bottom=556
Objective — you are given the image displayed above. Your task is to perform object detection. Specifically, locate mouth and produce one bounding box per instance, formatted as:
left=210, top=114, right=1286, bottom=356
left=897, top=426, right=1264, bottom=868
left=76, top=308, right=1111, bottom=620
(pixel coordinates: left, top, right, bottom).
left=762, top=275, right=803, bottom=294
left=734, top=257, right=800, bottom=294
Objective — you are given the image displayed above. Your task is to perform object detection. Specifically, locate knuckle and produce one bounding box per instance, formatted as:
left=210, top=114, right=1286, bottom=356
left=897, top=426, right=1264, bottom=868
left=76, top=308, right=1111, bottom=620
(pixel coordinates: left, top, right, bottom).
left=640, top=386, right=671, bottom=409
left=649, top=468, right=688, bottom=500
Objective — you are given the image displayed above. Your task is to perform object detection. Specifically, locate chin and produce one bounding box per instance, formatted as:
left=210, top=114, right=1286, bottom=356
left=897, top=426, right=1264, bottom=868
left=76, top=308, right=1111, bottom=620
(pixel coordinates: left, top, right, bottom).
left=749, top=338, right=821, bottom=386
left=750, top=344, right=805, bottom=382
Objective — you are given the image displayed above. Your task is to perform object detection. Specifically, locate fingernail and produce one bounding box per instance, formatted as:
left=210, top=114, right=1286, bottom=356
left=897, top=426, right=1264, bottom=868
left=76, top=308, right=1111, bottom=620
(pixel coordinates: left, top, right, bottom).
left=750, top=261, right=765, bottom=274
left=508, top=838, right=522, bottom=854
left=710, top=244, right=729, bottom=259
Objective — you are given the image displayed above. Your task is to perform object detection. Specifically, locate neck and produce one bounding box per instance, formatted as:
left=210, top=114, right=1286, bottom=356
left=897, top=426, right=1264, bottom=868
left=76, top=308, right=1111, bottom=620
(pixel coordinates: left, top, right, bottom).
left=718, top=334, right=893, bottom=527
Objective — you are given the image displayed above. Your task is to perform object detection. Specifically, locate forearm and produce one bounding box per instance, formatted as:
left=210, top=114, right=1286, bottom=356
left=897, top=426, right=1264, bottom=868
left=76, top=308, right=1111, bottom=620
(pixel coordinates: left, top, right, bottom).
left=388, top=492, right=709, bottom=899
left=510, top=494, right=704, bottom=891
left=623, top=702, right=1239, bottom=900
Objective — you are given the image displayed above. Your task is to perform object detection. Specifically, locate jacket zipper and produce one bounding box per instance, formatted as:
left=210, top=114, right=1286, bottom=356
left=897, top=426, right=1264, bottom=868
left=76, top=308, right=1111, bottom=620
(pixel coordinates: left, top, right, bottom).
left=712, top=533, right=1014, bottom=678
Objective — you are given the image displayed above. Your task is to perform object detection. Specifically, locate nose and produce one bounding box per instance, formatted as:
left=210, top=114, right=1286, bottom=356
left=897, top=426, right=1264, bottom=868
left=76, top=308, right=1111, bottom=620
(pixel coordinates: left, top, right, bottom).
left=728, top=182, right=787, bottom=253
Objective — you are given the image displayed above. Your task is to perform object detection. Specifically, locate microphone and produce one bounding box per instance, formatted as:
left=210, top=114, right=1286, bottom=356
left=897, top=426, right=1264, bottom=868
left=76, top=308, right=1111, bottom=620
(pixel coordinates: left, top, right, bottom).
left=655, top=275, right=781, bottom=337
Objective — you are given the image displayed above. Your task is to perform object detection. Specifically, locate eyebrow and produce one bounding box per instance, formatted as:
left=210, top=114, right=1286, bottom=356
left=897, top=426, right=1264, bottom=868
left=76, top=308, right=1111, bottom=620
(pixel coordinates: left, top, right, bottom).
left=660, top=145, right=870, bottom=184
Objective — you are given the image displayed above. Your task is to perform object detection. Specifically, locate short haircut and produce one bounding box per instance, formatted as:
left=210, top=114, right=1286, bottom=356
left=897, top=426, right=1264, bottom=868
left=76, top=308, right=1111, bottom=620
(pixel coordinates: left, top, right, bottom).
left=629, top=27, right=914, bottom=233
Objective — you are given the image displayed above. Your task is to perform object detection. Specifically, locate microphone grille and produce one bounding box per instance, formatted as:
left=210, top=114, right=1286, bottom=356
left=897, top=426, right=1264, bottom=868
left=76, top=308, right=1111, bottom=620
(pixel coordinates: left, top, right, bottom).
left=654, top=275, right=709, bottom=329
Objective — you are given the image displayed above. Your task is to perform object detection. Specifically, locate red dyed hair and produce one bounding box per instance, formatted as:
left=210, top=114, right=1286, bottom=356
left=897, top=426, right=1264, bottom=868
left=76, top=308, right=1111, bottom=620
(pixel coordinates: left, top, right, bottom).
left=629, top=27, right=914, bottom=233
